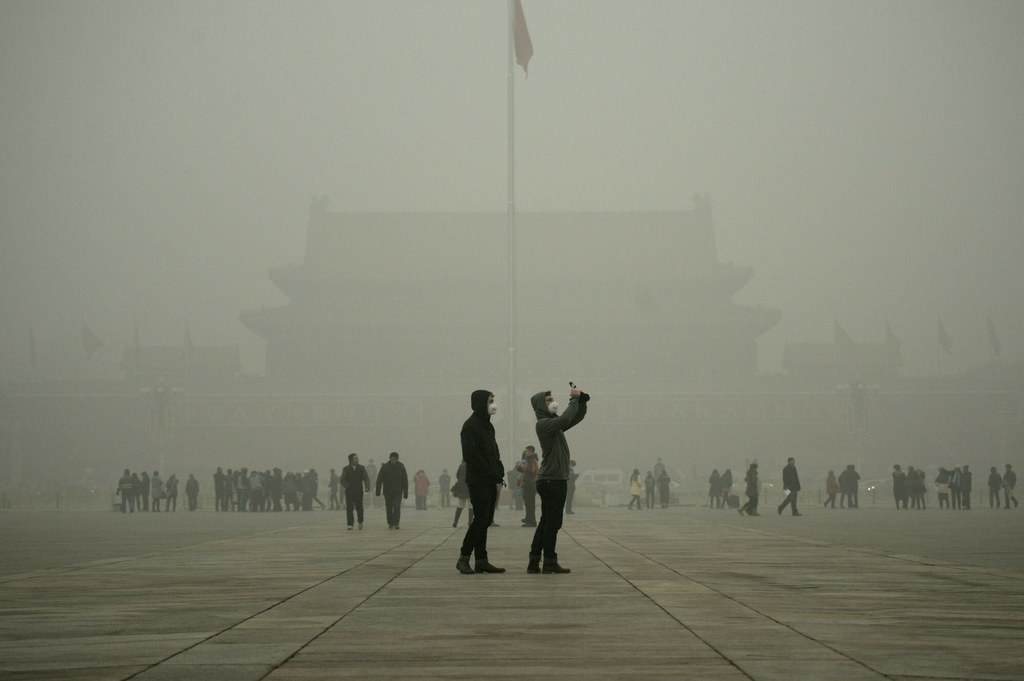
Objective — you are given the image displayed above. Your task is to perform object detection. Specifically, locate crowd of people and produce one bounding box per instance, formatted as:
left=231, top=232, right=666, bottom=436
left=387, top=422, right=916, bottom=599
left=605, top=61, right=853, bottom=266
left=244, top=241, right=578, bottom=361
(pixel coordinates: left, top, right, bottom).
left=113, top=457, right=449, bottom=521
left=702, top=461, right=1019, bottom=515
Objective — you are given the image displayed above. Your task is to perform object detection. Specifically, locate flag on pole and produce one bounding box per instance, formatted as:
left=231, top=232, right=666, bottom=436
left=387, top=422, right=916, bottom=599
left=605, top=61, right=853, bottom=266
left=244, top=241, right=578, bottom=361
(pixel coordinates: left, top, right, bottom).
left=81, top=321, right=102, bottom=359
left=833, top=319, right=855, bottom=356
left=514, top=0, right=533, bottom=75
left=937, top=318, right=953, bottom=354
left=885, top=320, right=902, bottom=368
left=988, top=317, right=1001, bottom=358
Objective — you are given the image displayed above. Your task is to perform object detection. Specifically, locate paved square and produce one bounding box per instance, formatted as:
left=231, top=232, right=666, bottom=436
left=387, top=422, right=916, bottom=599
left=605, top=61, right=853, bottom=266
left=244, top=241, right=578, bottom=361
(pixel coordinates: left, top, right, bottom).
left=1, top=505, right=1022, bottom=680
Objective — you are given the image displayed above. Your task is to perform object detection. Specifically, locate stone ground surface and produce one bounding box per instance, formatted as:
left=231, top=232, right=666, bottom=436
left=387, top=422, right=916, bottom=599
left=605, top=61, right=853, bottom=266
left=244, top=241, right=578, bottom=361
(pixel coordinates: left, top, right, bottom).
left=1, top=502, right=1023, bottom=680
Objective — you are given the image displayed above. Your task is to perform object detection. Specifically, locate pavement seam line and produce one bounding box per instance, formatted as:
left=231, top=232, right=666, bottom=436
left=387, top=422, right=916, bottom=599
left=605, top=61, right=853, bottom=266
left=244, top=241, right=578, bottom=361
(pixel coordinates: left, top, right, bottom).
left=563, top=523, right=757, bottom=681
left=570, top=521, right=897, bottom=681
left=119, top=525, right=438, bottom=680
left=256, top=527, right=457, bottom=679
left=696, top=516, right=1024, bottom=582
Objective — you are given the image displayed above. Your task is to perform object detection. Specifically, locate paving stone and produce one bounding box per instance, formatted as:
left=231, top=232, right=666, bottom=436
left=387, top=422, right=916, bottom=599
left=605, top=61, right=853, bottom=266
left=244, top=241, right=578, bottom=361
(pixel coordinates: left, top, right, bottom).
left=1, top=507, right=1023, bottom=680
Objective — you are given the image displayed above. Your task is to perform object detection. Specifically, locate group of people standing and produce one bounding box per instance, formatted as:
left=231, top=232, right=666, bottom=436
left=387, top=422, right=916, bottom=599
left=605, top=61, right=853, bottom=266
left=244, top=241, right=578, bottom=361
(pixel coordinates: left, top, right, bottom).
left=893, top=463, right=1018, bottom=510
left=627, top=466, right=672, bottom=510
left=116, top=469, right=195, bottom=512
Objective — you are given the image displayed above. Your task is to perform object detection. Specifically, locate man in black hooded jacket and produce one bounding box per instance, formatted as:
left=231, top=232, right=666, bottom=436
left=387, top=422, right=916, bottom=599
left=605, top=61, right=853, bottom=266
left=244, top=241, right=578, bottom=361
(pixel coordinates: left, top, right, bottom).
left=456, top=389, right=506, bottom=574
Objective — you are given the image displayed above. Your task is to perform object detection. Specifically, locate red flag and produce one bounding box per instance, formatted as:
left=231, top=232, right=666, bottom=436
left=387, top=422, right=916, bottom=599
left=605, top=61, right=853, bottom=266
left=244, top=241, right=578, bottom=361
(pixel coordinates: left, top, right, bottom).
left=937, top=318, right=953, bottom=355
left=988, top=317, right=1001, bottom=358
left=514, top=0, right=533, bottom=75
left=81, top=321, right=102, bottom=359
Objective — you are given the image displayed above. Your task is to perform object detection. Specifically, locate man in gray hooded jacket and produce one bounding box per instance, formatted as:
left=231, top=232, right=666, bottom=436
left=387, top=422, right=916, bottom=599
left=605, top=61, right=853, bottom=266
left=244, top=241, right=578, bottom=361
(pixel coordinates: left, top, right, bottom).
left=528, top=385, right=588, bottom=574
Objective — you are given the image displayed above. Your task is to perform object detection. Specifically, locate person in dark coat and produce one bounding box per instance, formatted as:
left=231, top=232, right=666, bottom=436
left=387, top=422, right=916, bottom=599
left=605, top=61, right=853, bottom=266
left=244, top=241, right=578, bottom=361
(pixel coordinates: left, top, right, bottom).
left=738, top=463, right=759, bottom=516
left=719, top=468, right=734, bottom=510
left=438, top=469, right=452, bottom=508
left=657, top=469, right=671, bottom=508
left=776, top=457, right=802, bottom=516
left=457, top=389, right=506, bottom=574
left=1004, top=464, right=1018, bottom=509
left=892, top=464, right=908, bottom=510
left=988, top=466, right=1002, bottom=508
left=708, top=469, right=721, bottom=508
left=375, top=451, right=408, bottom=529
left=213, top=467, right=226, bottom=511
left=341, top=453, right=370, bottom=530
left=117, top=469, right=135, bottom=513
left=565, top=459, right=579, bottom=515
left=185, top=474, right=199, bottom=511
left=961, top=464, right=973, bottom=510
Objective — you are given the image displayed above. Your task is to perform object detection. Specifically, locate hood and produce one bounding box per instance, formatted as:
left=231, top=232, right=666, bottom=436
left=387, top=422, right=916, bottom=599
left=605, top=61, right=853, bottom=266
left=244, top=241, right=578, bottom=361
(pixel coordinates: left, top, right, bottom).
left=470, top=389, right=493, bottom=418
left=531, top=391, right=552, bottom=420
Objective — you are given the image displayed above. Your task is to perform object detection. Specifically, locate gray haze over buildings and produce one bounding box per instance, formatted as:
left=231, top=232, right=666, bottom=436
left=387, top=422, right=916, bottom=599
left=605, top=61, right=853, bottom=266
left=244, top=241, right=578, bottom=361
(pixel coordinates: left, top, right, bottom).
left=2, top=0, right=1023, bottom=381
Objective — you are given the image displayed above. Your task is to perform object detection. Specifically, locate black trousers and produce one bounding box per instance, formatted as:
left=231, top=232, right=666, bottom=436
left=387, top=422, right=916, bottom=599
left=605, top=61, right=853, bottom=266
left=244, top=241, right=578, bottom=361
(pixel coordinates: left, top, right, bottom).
left=531, top=479, right=567, bottom=562
left=346, top=490, right=365, bottom=526
left=778, top=490, right=799, bottom=514
left=460, top=483, right=497, bottom=560
left=384, top=491, right=403, bottom=527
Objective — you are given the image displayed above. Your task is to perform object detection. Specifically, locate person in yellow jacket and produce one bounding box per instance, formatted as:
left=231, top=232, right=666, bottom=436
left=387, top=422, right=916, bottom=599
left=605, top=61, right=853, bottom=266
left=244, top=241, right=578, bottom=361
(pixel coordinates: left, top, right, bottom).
left=627, top=469, right=642, bottom=510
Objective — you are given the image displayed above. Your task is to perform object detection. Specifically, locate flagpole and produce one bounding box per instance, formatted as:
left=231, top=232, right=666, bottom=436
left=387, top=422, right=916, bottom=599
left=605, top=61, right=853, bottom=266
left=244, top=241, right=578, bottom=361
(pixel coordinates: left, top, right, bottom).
left=506, top=0, right=517, bottom=462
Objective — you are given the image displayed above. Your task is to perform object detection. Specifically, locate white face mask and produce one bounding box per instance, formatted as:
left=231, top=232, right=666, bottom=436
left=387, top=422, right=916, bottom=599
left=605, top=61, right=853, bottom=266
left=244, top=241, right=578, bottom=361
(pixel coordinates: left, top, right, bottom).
left=548, top=401, right=559, bottom=415
left=487, top=402, right=498, bottom=415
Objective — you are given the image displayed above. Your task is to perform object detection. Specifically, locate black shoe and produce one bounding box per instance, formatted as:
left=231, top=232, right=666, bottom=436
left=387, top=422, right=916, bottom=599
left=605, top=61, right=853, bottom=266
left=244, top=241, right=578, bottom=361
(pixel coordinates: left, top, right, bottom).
left=527, top=559, right=541, bottom=574
left=542, top=562, right=571, bottom=574
left=456, top=557, right=475, bottom=574
left=521, top=522, right=537, bottom=527
left=777, top=506, right=783, bottom=515
left=490, top=522, right=500, bottom=527
left=792, top=512, right=802, bottom=516
left=475, top=561, right=506, bottom=574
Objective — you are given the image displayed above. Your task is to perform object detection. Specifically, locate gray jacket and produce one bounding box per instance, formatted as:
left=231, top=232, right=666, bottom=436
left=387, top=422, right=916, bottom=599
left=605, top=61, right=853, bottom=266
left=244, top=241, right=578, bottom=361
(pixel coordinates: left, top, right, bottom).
left=531, top=391, right=587, bottom=481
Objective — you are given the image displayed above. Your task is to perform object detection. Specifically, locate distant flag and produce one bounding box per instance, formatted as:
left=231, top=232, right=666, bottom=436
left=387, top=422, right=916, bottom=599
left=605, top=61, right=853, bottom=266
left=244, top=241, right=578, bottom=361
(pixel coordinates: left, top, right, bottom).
left=81, top=321, right=102, bottom=359
left=885, top=320, right=902, bottom=368
left=937, top=318, right=953, bottom=355
left=514, top=0, right=533, bottom=75
left=29, top=325, right=38, bottom=368
left=988, top=317, right=1002, bottom=358
left=833, top=319, right=856, bottom=356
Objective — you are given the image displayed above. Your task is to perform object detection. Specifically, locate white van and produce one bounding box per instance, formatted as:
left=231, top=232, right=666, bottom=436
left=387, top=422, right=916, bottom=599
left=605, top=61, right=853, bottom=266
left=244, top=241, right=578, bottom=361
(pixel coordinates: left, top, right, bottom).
left=578, top=469, right=626, bottom=507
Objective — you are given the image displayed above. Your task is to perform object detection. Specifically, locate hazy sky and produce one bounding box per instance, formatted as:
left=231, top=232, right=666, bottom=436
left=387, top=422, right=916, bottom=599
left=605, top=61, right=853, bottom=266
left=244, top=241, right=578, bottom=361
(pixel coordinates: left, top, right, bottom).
left=2, top=0, right=1022, bottom=378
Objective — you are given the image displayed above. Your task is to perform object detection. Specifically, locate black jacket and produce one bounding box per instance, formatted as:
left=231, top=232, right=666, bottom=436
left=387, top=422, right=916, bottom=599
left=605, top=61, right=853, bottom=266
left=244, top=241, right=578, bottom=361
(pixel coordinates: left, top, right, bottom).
left=341, top=464, right=370, bottom=493
left=375, top=460, right=408, bottom=497
left=782, top=463, right=801, bottom=492
left=461, top=389, right=504, bottom=485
